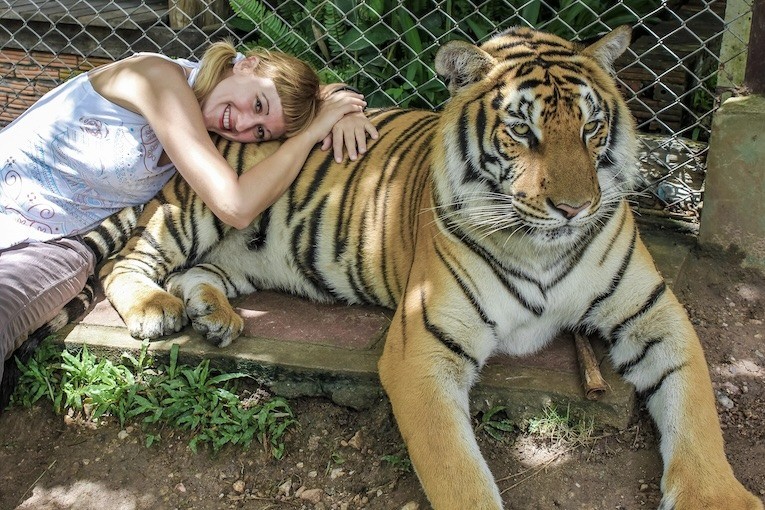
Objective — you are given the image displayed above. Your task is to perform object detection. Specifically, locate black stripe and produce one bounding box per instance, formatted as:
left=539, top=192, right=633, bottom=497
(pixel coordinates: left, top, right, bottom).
left=639, top=363, right=686, bottom=402
left=541, top=225, right=600, bottom=291
left=351, top=207, right=385, bottom=305
left=434, top=245, right=496, bottom=328
left=616, top=337, right=663, bottom=376
left=458, top=107, right=482, bottom=183
left=603, top=104, right=622, bottom=179
left=610, top=281, right=667, bottom=341
left=420, top=290, right=479, bottom=368
left=439, top=216, right=544, bottom=316
left=580, top=224, right=637, bottom=325
left=599, top=206, right=628, bottom=266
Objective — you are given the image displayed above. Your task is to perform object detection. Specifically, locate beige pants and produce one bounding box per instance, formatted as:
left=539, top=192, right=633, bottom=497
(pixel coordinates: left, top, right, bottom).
left=0, top=237, right=95, bottom=383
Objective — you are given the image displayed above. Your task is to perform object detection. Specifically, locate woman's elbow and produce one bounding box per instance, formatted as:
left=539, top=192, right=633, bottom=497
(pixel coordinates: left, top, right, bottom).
left=215, top=208, right=252, bottom=230
left=224, top=215, right=252, bottom=230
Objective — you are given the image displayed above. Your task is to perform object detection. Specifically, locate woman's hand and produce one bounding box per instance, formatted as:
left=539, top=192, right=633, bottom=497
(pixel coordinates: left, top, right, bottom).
left=305, top=91, right=366, bottom=146
left=316, top=85, right=379, bottom=163
left=321, top=111, right=379, bottom=163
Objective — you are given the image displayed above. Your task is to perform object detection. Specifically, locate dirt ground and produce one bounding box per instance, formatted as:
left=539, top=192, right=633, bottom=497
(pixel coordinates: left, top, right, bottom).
left=0, top=242, right=763, bottom=510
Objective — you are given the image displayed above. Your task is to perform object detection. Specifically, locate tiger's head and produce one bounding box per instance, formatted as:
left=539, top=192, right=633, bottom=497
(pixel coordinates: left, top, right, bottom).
left=432, top=26, right=638, bottom=251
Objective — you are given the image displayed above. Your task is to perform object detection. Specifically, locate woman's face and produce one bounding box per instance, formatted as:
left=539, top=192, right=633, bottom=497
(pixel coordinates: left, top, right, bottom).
left=200, top=57, right=286, bottom=143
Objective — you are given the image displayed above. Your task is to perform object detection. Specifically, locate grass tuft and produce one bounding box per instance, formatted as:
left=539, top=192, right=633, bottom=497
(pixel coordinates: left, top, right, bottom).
left=523, top=404, right=594, bottom=447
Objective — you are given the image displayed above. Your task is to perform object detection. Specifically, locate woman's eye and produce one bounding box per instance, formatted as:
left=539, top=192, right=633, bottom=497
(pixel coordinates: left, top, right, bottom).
left=510, top=124, right=530, bottom=137
left=255, top=99, right=262, bottom=113
left=257, top=126, right=265, bottom=140
left=583, top=120, right=600, bottom=135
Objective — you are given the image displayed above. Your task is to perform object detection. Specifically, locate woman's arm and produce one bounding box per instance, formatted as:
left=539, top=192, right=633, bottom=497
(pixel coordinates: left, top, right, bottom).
left=90, top=56, right=364, bottom=229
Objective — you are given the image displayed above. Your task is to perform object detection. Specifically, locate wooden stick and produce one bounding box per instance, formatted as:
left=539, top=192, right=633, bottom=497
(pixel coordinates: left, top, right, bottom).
left=573, top=332, right=608, bottom=400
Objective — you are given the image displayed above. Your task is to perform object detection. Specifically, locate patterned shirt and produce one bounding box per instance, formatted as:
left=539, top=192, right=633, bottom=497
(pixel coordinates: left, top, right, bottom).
left=0, top=54, right=199, bottom=249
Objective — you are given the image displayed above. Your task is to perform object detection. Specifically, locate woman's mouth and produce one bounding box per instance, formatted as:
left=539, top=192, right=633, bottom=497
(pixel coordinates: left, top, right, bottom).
left=221, top=105, right=231, bottom=131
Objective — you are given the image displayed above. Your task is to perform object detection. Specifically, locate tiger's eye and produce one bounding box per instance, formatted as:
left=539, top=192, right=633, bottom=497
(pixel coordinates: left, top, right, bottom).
left=511, top=124, right=530, bottom=137
left=583, top=121, right=600, bottom=134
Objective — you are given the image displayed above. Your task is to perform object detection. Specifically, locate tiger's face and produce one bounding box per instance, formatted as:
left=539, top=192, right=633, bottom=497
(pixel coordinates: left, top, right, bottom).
left=434, top=26, right=638, bottom=251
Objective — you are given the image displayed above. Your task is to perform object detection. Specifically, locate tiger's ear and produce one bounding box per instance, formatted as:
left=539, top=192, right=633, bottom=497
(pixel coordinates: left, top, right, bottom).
left=435, top=41, right=496, bottom=95
left=581, top=25, right=632, bottom=74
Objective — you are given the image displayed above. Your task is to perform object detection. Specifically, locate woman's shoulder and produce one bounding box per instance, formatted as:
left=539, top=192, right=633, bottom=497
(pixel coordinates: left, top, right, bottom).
left=91, top=54, right=188, bottom=90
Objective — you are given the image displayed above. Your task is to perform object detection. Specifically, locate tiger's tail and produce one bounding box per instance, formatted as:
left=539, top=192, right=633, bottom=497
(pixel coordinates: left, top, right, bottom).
left=0, top=205, right=141, bottom=411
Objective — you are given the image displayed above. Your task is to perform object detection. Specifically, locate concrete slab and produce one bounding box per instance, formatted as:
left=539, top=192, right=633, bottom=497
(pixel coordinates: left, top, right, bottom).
left=57, top=223, right=693, bottom=430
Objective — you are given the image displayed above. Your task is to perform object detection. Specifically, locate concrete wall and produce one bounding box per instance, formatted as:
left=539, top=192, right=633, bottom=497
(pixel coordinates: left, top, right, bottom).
left=699, top=94, right=765, bottom=271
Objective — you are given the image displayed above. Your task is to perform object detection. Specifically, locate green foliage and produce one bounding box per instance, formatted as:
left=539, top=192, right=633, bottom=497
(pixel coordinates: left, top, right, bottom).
left=11, top=340, right=296, bottom=458
left=475, top=405, right=516, bottom=442
left=381, top=452, right=412, bottom=473
left=228, top=0, right=662, bottom=109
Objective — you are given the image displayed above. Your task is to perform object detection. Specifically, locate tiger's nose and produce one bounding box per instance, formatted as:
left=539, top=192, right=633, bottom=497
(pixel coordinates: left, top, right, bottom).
left=548, top=199, right=591, bottom=219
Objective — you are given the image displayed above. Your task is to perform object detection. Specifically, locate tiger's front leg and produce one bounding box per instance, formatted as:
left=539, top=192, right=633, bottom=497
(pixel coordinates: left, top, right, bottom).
left=165, top=264, right=251, bottom=347
left=593, top=241, right=763, bottom=510
left=378, top=280, right=503, bottom=509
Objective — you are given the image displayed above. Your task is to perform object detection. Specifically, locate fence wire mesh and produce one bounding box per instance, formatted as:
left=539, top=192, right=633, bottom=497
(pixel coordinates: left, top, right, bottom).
left=0, top=0, right=754, bottom=226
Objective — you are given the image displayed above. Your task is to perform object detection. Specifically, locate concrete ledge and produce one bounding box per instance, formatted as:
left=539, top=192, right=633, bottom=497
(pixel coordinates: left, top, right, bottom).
left=56, top=224, right=691, bottom=431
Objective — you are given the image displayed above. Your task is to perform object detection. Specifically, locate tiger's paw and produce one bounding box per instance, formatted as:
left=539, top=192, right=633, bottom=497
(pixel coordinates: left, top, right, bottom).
left=661, top=479, right=763, bottom=510
left=185, top=283, right=243, bottom=348
left=123, top=290, right=188, bottom=339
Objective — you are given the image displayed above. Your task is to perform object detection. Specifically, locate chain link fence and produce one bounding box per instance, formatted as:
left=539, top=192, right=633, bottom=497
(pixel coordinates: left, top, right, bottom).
left=0, top=0, right=755, bottom=227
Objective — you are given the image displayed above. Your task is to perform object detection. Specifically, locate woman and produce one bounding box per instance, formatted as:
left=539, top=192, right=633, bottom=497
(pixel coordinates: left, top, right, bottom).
left=0, top=40, right=377, bottom=390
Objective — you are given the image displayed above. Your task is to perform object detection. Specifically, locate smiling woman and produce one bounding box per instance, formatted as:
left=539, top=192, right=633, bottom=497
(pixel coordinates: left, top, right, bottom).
left=0, top=38, right=378, bottom=404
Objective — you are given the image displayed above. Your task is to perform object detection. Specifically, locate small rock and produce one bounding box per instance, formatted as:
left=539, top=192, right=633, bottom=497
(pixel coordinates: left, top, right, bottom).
left=307, top=470, right=318, bottom=478
left=300, top=488, right=324, bottom=504
left=330, top=468, right=345, bottom=479
left=401, top=502, right=420, bottom=510
left=639, top=484, right=649, bottom=491
left=307, top=435, right=322, bottom=451
left=277, top=479, right=292, bottom=497
left=117, top=430, right=129, bottom=440
left=175, top=483, right=186, bottom=493
left=232, top=480, right=245, bottom=493
left=717, top=393, right=735, bottom=410
left=348, top=430, right=363, bottom=450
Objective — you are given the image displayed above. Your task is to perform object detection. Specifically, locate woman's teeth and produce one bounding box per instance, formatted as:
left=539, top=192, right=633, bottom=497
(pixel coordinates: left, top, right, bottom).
left=223, top=105, right=231, bottom=130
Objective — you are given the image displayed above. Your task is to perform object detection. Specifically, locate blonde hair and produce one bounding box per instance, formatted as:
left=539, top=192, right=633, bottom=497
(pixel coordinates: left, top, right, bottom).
left=193, top=40, right=320, bottom=138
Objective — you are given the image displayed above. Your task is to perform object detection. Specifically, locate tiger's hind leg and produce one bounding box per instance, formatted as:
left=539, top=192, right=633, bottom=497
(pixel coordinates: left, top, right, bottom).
left=103, top=258, right=188, bottom=340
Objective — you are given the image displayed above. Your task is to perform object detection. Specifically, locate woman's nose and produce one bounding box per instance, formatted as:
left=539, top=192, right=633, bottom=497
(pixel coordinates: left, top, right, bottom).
left=235, top=111, right=257, bottom=133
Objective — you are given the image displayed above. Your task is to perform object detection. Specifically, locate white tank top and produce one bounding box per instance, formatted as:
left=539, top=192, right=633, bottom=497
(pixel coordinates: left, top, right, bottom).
left=0, top=54, right=200, bottom=249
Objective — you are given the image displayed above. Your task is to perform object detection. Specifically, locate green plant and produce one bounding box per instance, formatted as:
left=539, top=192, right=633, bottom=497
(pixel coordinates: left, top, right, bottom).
left=381, top=453, right=412, bottom=473
left=228, top=0, right=662, bottom=109
left=12, top=340, right=296, bottom=458
left=476, top=405, right=516, bottom=442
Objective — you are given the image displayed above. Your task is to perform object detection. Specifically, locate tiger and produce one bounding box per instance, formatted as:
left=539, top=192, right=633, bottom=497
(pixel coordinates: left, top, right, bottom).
left=25, top=26, right=765, bottom=510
